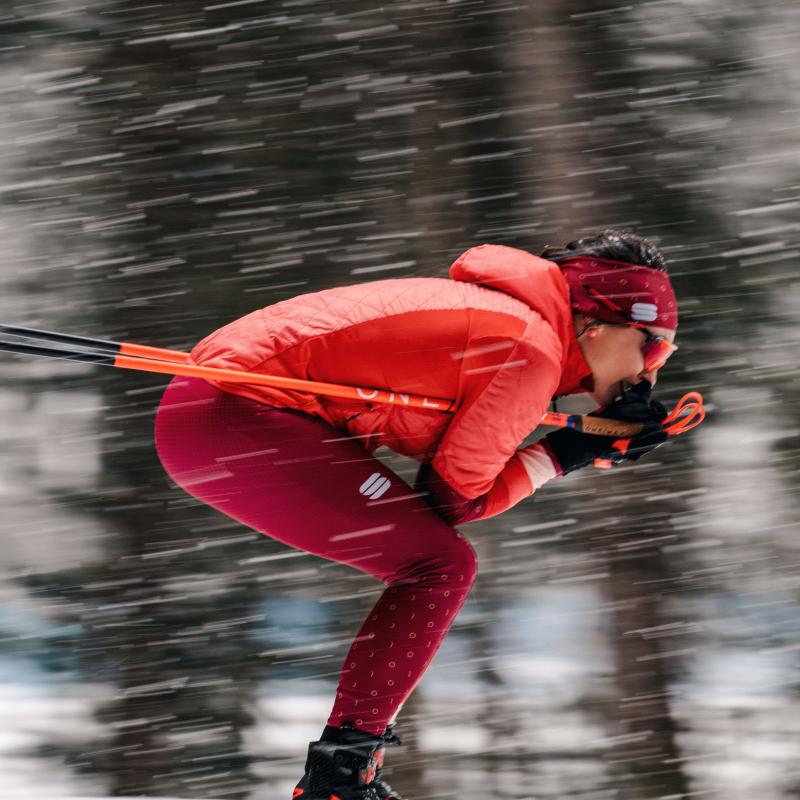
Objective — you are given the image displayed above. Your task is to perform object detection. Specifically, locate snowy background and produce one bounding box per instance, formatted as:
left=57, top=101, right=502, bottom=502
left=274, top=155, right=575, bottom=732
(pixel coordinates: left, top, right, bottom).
left=1, top=0, right=799, bottom=798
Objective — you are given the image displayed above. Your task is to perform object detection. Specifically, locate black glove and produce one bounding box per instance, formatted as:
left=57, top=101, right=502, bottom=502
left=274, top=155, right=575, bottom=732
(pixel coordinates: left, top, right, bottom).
left=542, top=380, right=669, bottom=476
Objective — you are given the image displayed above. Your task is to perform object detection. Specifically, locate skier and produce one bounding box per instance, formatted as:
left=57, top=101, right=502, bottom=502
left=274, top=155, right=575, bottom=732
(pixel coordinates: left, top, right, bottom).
left=153, top=228, right=679, bottom=800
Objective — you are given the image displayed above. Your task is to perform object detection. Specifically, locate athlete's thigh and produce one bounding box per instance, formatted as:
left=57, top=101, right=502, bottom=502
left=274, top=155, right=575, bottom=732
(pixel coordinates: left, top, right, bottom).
left=154, top=376, right=469, bottom=583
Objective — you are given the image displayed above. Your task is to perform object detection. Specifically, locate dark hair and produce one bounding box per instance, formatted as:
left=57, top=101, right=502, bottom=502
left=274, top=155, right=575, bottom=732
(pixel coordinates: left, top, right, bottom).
left=539, top=228, right=668, bottom=272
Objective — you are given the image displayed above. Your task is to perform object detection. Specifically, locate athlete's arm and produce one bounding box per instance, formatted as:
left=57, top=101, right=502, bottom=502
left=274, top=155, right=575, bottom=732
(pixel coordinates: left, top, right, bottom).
left=414, top=441, right=558, bottom=525
left=429, top=345, right=561, bottom=501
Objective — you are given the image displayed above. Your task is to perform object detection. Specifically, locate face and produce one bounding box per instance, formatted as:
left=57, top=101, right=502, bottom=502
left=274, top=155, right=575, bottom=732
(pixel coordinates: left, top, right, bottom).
left=574, top=314, right=677, bottom=406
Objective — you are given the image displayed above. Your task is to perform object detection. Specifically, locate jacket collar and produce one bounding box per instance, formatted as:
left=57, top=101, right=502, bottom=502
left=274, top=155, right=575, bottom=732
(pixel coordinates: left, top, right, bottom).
left=553, top=318, right=594, bottom=398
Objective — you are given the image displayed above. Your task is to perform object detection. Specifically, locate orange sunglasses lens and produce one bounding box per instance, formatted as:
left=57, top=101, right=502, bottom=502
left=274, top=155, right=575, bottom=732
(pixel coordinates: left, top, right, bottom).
left=643, top=337, right=677, bottom=371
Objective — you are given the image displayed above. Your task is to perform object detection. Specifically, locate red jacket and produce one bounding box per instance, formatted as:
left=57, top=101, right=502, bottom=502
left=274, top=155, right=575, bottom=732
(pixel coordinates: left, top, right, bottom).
left=187, top=244, right=592, bottom=519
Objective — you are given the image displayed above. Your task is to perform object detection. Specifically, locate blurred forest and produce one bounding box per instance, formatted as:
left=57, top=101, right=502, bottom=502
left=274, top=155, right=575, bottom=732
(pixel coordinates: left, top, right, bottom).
left=0, top=0, right=799, bottom=798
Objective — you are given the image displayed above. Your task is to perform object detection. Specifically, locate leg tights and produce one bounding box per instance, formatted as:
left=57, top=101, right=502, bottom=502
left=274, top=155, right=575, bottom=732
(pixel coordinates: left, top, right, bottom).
left=154, top=376, right=478, bottom=736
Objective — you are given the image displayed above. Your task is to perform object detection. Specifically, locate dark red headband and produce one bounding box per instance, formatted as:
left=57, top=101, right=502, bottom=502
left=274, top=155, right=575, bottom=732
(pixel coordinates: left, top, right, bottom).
left=558, top=256, right=678, bottom=331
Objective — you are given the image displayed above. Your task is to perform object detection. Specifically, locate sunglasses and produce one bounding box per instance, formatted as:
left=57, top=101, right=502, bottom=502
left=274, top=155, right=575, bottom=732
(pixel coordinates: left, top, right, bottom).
left=599, top=322, right=678, bottom=372
left=627, top=323, right=678, bottom=372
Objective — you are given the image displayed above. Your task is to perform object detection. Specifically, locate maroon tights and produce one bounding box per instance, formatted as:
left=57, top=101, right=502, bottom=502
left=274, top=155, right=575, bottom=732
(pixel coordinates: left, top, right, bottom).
left=154, top=376, right=478, bottom=736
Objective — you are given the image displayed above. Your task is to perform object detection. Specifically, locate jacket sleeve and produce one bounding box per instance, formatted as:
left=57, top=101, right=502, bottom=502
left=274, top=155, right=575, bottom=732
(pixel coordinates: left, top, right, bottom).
left=415, top=441, right=558, bottom=525
left=429, top=326, right=562, bottom=500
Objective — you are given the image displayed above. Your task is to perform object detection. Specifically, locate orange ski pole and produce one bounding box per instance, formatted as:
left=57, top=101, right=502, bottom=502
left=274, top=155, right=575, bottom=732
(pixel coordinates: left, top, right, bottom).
left=0, top=324, right=704, bottom=440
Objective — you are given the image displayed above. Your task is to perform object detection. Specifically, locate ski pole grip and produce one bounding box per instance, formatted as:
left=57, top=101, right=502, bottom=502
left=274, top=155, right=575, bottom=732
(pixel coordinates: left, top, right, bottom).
left=540, top=411, right=645, bottom=437
left=579, top=417, right=645, bottom=438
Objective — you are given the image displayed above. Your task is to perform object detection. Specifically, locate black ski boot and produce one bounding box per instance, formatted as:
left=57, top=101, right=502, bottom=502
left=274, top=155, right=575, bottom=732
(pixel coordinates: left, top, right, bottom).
left=292, top=721, right=405, bottom=800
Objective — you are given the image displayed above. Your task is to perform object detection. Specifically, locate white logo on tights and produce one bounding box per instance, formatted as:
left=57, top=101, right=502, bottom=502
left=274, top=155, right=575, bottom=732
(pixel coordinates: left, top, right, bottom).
left=360, top=472, right=391, bottom=499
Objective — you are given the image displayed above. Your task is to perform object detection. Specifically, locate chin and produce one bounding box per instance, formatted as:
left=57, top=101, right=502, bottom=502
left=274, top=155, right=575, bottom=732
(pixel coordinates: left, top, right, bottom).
left=591, top=386, right=620, bottom=406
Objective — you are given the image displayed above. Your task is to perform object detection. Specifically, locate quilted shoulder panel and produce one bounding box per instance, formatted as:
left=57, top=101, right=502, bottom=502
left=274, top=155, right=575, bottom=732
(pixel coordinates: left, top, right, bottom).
left=189, top=276, right=531, bottom=372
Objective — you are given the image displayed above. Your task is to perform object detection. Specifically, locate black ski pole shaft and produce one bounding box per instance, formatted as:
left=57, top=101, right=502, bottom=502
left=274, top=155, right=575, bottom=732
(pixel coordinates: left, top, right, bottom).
left=0, top=339, right=115, bottom=364
left=0, top=323, right=188, bottom=363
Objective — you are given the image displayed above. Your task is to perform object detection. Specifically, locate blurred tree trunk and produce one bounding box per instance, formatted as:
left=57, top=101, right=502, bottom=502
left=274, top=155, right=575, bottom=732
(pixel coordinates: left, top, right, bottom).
left=601, top=525, right=691, bottom=798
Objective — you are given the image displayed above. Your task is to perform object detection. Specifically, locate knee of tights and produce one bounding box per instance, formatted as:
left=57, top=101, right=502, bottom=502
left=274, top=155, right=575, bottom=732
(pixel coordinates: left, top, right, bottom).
left=389, top=546, right=478, bottom=587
